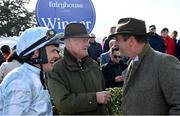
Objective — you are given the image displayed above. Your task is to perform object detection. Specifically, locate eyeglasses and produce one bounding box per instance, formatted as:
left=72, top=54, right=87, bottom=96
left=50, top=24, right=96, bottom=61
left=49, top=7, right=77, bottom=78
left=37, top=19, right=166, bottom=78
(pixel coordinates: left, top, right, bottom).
left=113, top=55, right=121, bottom=59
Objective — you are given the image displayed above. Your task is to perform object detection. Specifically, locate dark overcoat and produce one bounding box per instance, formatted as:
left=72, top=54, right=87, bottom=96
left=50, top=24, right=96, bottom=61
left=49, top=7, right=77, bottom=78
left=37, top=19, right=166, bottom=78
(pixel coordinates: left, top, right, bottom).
left=47, top=48, right=111, bottom=115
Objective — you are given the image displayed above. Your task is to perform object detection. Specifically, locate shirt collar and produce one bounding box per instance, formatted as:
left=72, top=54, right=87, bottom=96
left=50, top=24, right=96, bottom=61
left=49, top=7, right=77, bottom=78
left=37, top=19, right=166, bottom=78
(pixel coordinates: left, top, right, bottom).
left=133, top=56, right=139, bottom=62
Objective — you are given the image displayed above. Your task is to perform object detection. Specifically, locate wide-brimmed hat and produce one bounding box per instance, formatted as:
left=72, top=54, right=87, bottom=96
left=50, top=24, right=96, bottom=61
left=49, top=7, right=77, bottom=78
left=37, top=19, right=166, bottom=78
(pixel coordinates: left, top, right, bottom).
left=61, top=23, right=93, bottom=40
left=109, top=18, right=147, bottom=38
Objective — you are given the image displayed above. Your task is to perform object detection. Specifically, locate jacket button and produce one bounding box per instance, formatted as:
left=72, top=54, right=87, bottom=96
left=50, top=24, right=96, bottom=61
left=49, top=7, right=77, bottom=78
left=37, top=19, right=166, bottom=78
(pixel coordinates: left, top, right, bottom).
left=89, top=101, right=92, bottom=104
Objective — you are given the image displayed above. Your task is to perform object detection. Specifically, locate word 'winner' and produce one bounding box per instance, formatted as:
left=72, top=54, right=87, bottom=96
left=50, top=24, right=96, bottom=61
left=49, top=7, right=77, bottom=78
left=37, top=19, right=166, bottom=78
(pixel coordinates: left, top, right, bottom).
left=41, top=18, right=92, bottom=30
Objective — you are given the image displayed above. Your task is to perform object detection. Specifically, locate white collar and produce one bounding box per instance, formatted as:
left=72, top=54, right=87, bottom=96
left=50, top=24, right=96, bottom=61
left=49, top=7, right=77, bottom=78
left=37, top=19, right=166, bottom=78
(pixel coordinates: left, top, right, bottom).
left=132, top=56, right=139, bottom=62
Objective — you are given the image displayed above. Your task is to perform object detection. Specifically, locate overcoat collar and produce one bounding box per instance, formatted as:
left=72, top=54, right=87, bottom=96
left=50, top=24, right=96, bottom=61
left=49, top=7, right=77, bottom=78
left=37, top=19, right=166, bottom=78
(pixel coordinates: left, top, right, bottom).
left=123, top=44, right=154, bottom=95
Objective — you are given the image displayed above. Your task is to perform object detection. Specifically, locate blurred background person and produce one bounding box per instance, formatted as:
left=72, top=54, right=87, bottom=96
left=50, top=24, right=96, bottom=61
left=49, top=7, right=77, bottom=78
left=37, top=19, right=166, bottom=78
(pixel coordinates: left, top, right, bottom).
left=102, top=47, right=127, bottom=88
left=100, top=39, right=116, bottom=68
left=0, top=48, right=22, bottom=83
left=161, top=27, right=175, bottom=56
left=0, top=51, right=5, bottom=66
left=171, top=30, right=179, bottom=59
left=176, top=39, right=180, bottom=61
left=171, top=30, right=178, bottom=45
left=147, top=25, right=166, bottom=53
left=101, top=36, right=107, bottom=49
left=88, top=33, right=102, bottom=64
left=103, top=26, right=116, bottom=53
left=0, top=45, right=11, bottom=60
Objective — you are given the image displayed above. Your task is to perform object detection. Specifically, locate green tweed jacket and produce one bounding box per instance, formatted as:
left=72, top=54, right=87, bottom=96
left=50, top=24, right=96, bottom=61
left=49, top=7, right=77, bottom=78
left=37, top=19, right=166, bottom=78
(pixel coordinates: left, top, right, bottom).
left=122, top=44, right=180, bottom=115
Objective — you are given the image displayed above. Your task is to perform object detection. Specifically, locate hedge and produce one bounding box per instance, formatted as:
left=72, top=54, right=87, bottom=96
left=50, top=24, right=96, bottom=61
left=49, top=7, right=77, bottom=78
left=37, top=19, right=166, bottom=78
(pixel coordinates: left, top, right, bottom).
left=106, top=87, right=123, bottom=115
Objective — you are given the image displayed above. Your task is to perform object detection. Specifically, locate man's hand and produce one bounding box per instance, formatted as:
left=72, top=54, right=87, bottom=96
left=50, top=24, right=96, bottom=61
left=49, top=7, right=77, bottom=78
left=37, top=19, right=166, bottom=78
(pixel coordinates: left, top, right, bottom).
left=115, top=75, right=124, bottom=82
left=96, top=91, right=112, bottom=104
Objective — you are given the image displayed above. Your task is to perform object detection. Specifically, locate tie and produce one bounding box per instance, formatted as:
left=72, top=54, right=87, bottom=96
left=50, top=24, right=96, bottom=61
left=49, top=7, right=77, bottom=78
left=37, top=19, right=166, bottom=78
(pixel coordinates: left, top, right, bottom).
left=122, top=60, right=133, bottom=93
left=126, top=61, right=134, bottom=82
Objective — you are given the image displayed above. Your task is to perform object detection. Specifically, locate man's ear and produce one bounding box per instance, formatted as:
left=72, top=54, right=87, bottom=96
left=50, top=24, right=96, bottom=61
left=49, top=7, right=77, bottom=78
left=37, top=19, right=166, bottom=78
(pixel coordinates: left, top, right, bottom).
left=31, top=49, right=39, bottom=59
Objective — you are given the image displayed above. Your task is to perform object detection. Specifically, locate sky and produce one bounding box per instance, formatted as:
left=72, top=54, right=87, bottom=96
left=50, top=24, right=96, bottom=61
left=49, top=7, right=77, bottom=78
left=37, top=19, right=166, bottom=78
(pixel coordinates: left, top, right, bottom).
left=27, top=0, right=180, bottom=41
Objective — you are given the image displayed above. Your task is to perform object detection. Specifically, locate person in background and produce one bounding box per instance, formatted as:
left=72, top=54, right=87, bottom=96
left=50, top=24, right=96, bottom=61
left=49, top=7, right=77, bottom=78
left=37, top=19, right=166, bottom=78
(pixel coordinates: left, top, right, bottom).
left=110, top=17, right=180, bottom=114
left=88, top=33, right=102, bottom=63
left=171, top=30, right=178, bottom=44
left=161, top=27, right=175, bottom=56
left=102, top=47, right=127, bottom=88
left=171, top=30, right=179, bottom=59
left=0, top=27, right=61, bottom=115
left=101, top=36, right=107, bottom=49
left=0, top=51, right=5, bottom=66
left=100, top=39, right=116, bottom=68
left=103, top=26, right=116, bottom=52
left=147, top=25, right=166, bottom=53
left=0, top=49, right=22, bottom=83
left=47, top=23, right=112, bottom=115
left=0, top=45, right=11, bottom=60
left=176, top=40, right=180, bottom=61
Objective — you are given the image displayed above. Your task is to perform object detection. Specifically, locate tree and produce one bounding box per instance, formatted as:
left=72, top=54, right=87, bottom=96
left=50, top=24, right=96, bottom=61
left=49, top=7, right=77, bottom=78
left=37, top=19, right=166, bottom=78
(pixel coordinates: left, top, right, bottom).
left=0, top=0, right=36, bottom=37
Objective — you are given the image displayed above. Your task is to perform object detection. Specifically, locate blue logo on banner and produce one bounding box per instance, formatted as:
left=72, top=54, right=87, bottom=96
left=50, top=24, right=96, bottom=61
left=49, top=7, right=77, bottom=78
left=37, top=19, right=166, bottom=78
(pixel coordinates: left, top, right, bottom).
left=36, top=0, right=96, bottom=33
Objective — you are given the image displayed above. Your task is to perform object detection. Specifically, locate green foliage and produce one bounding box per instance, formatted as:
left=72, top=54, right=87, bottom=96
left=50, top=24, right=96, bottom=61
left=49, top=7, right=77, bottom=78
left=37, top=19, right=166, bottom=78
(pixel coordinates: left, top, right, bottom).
left=0, top=0, right=36, bottom=36
left=106, top=87, right=123, bottom=115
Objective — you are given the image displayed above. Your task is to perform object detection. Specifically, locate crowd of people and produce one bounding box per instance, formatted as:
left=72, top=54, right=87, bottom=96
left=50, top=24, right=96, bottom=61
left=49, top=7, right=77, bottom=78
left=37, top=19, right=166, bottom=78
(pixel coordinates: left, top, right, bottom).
left=0, top=17, right=180, bottom=115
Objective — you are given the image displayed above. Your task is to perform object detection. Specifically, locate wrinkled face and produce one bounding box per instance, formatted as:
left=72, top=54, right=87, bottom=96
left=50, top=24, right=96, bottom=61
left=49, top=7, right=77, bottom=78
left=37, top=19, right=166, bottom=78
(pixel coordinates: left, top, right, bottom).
left=110, top=50, right=121, bottom=64
left=161, top=30, right=169, bottom=38
left=43, top=45, right=60, bottom=71
left=114, top=35, right=132, bottom=57
left=68, top=38, right=90, bottom=59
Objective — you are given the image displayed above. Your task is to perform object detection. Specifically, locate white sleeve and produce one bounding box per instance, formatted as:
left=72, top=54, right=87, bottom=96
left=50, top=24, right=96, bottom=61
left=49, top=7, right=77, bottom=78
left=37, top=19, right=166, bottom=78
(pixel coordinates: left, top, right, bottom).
left=3, top=82, right=31, bottom=115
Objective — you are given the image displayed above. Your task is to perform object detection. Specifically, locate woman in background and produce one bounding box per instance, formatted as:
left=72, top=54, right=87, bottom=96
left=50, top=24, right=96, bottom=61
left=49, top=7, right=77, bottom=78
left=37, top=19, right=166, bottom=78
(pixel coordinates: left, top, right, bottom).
left=0, top=49, right=22, bottom=83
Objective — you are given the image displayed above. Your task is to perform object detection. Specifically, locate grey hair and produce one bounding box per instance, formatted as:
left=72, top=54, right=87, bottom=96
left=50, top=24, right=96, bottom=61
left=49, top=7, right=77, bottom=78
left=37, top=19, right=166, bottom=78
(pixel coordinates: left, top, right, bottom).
left=109, top=39, right=116, bottom=48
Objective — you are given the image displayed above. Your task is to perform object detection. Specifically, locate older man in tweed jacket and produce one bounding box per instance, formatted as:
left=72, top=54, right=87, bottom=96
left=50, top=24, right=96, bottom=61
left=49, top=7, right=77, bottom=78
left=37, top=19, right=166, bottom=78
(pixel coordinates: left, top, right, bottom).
left=110, top=17, right=180, bottom=115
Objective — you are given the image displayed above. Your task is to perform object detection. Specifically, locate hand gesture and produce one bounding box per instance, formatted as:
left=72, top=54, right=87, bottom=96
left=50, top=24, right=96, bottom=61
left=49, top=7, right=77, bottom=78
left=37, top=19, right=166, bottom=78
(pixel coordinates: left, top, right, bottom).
left=96, top=91, right=112, bottom=104
left=115, top=75, right=124, bottom=82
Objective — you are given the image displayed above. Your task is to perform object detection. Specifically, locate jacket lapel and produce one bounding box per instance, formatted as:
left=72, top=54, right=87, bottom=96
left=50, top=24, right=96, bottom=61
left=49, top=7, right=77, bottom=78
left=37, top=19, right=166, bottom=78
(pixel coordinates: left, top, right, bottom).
left=123, top=44, right=153, bottom=95
left=123, top=59, right=141, bottom=95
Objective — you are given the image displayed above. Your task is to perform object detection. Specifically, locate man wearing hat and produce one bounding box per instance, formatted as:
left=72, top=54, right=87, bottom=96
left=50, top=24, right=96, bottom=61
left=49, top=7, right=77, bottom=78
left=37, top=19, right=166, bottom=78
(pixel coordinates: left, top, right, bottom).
left=0, top=27, right=61, bottom=115
left=47, top=23, right=112, bottom=115
left=110, top=17, right=180, bottom=114
left=147, top=25, right=166, bottom=53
